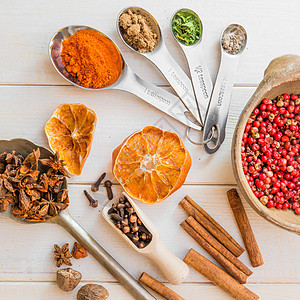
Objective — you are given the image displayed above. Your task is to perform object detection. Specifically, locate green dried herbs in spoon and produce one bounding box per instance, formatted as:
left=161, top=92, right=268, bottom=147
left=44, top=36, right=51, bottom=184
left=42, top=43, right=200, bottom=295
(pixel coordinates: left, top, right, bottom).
left=172, top=9, right=202, bottom=45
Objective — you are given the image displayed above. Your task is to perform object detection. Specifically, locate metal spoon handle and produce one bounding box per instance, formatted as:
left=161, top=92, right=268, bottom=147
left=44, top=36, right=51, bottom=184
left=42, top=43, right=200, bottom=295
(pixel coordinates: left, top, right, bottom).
left=115, top=67, right=202, bottom=130
left=55, top=210, right=156, bottom=300
left=145, top=43, right=202, bottom=125
left=183, top=44, right=213, bottom=124
left=203, top=54, right=240, bottom=154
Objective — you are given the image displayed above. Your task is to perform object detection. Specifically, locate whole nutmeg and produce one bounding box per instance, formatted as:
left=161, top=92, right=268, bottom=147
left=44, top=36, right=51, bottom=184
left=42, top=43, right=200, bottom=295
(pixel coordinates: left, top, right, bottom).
left=56, top=268, right=82, bottom=292
left=77, top=284, right=109, bottom=300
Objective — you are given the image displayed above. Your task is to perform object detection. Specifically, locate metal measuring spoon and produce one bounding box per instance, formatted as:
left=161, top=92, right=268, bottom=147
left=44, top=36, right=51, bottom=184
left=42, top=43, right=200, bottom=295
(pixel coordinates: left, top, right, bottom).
left=117, top=7, right=203, bottom=125
left=171, top=8, right=213, bottom=125
left=49, top=25, right=201, bottom=131
left=203, top=24, right=247, bottom=154
left=0, top=139, right=155, bottom=300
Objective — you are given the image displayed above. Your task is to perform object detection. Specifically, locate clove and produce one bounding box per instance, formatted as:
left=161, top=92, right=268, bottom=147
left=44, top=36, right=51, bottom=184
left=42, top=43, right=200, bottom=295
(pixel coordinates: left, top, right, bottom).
left=91, top=172, right=106, bottom=192
left=108, top=195, right=152, bottom=248
left=104, top=180, right=114, bottom=200
left=83, top=190, right=98, bottom=208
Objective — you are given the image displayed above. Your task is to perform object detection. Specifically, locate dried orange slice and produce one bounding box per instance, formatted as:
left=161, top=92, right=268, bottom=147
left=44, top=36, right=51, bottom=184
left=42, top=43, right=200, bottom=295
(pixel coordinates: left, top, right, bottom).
left=45, top=103, right=97, bottom=175
left=112, top=126, right=191, bottom=204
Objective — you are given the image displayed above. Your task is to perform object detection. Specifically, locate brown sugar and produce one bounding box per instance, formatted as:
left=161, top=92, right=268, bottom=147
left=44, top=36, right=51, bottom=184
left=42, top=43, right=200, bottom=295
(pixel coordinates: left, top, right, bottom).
left=119, top=10, right=158, bottom=53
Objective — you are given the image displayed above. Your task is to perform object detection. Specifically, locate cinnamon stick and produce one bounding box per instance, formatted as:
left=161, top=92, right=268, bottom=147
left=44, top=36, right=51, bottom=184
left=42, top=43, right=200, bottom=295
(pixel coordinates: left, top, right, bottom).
left=184, top=195, right=244, bottom=254
left=179, top=197, right=244, bottom=257
left=139, top=272, right=184, bottom=300
left=184, top=249, right=259, bottom=300
left=181, top=220, right=248, bottom=284
left=227, top=189, right=264, bottom=268
left=186, top=216, right=252, bottom=276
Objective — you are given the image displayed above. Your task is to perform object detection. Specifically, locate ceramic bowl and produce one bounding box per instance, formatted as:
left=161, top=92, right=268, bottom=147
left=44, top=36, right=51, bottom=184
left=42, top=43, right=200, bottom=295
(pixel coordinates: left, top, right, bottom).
left=232, top=54, right=300, bottom=234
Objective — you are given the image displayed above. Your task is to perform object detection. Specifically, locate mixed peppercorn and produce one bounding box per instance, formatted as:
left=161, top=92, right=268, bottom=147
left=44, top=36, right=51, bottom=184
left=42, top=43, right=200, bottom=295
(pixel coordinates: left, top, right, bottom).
left=242, top=93, right=300, bottom=214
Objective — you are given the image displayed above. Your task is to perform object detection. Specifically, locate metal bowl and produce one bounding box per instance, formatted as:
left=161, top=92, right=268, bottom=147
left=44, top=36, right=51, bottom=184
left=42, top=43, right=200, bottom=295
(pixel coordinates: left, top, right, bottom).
left=232, top=54, right=300, bottom=234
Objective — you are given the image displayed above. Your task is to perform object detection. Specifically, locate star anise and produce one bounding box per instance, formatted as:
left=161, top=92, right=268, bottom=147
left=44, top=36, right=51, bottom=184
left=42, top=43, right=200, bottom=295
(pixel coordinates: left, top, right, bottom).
left=54, top=243, right=72, bottom=267
left=40, top=153, right=69, bottom=177
left=39, top=190, right=68, bottom=218
left=0, top=149, right=69, bottom=222
left=0, top=175, right=17, bottom=212
left=18, top=149, right=40, bottom=177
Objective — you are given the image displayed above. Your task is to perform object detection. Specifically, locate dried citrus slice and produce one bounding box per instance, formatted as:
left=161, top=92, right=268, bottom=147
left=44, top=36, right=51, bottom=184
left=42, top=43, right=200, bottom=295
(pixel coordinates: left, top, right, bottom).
left=112, top=126, right=191, bottom=204
left=45, top=103, right=97, bottom=175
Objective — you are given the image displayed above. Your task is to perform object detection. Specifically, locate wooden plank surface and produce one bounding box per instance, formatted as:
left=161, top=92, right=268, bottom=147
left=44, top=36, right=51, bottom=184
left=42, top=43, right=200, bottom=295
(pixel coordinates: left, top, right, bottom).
left=0, top=85, right=254, bottom=184
left=0, top=0, right=299, bottom=86
left=1, top=185, right=300, bottom=285
left=1, top=0, right=300, bottom=299
left=1, top=282, right=299, bottom=300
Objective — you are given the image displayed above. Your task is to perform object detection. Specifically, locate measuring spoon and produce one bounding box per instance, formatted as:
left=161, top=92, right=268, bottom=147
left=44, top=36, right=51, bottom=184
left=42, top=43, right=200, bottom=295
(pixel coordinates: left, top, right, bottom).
left=203, top=24, right=247, bottom=154
left=0, top=139, right=156, bottom=300
left=49, top=25, right=201, bottom=131
left=171, top=8, right=213, bottom=126
left=117, top=7, right=203, bottom=125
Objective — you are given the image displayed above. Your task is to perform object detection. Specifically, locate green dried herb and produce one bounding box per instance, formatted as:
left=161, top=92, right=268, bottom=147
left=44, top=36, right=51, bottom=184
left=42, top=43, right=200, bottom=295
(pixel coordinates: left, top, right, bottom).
left=172, top=9, right=202, bottom=45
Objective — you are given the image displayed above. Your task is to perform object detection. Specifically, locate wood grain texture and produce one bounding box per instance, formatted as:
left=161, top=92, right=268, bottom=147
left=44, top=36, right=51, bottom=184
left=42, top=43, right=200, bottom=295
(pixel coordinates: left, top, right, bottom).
left=1, top=0, right=300, bottom=298
left=0, top=86, right=254, bottom=184
left=1, top=282, right=300, bottom=300
left=0, top=185, right=300, bottom=284
left=0, top=0, right=299, bottom=86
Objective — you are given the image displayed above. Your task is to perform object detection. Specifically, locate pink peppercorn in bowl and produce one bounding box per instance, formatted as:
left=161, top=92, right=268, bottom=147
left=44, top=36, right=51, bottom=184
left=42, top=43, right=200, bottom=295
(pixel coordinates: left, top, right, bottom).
left=232, top=54, right=300, bottom=234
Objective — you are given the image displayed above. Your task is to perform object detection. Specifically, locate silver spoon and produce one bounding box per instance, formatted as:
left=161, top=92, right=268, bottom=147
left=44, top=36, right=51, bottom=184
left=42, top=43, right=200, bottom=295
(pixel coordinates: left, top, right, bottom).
left=171, top=8, right=213, bottom=126
left=0, top=139, right=155, bottom=300
left=49, top=25, right=201, bottom=131
left=203, top=24, right=247, bottom=154
left=117, top=7, right=203, bottom=126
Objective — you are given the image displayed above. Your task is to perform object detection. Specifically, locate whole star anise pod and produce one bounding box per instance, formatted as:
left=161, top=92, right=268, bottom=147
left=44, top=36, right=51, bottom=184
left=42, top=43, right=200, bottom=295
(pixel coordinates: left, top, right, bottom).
left=0, top=175, right=17, bottom=212
left=40, top=153, right=69, bottom=177
left=18, top=149, right=40, bottom=177
left=54, top=243, right=72, bottom=267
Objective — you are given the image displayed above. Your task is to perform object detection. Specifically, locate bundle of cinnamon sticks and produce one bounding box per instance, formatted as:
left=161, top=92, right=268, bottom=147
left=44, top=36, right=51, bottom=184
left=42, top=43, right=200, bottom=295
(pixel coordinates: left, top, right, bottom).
left=179, top=191, right=263, bottom=299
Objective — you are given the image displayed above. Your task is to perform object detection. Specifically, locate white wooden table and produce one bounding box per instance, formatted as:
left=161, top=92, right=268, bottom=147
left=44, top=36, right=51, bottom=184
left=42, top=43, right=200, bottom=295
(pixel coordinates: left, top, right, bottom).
left=0, top=1, right=300, bottom=299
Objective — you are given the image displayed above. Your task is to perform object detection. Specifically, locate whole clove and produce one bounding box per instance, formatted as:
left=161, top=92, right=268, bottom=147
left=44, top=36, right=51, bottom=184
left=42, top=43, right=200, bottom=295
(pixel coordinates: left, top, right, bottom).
left=104, top=180, right=114, bottom=200
left=83, top=190, right=98, bottom=208
left=91, top=172, right=106, bottom=192
left=108, top=196, right=152, bottom=248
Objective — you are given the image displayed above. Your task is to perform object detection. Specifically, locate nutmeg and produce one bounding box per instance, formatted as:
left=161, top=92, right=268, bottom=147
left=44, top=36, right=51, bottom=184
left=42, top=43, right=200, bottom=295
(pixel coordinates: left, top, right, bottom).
left=56, top=268, right=82, bottom=292
left=77, top=284, right=109, bottom=300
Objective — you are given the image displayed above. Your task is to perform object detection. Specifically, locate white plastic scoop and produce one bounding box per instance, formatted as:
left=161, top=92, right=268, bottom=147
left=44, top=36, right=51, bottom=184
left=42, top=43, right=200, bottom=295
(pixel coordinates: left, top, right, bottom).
left=102, top=192, right=190, bottom=285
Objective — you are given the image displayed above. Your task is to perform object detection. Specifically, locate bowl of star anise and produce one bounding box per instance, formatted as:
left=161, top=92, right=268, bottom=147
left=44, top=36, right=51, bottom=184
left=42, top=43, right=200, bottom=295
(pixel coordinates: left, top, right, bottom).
left=0, top=138, right=69, bottom=222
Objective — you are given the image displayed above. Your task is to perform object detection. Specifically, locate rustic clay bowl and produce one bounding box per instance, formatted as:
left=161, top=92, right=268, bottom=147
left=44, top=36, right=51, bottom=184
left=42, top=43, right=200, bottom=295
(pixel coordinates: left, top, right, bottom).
left=232, top=54, right=300, bottom=234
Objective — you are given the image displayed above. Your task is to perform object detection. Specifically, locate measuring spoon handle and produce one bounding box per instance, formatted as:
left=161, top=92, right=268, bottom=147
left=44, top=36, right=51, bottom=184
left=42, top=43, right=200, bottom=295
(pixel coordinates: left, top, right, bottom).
left=115, top=66, right=202, bottom=130
left=203, top=54, right=240, bottom=153
left=184, top=44, right=213, bottom=124
left=55, top=210, right=156, bottom=300
left=145, top=43, right=202, bottom=125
